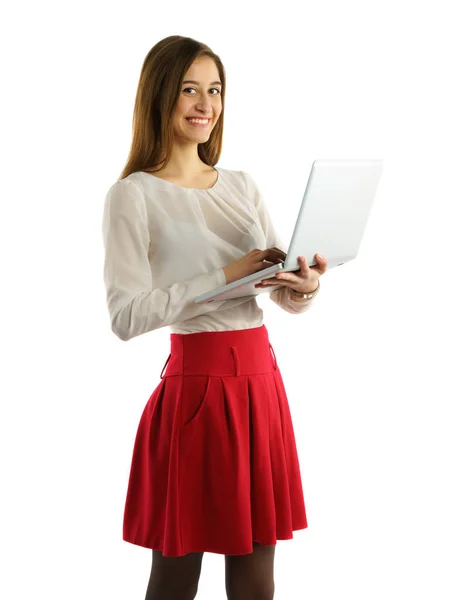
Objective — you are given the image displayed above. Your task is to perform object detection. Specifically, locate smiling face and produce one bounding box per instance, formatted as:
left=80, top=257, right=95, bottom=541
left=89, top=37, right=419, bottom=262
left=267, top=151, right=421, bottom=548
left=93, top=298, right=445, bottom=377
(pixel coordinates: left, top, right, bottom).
left=172, top=55, right=223, bottom=144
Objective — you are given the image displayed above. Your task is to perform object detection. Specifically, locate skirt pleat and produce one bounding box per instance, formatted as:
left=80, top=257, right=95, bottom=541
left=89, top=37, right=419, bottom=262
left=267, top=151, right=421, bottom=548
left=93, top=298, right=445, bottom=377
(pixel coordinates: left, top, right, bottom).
left=122, top=324, right=308, bottom=557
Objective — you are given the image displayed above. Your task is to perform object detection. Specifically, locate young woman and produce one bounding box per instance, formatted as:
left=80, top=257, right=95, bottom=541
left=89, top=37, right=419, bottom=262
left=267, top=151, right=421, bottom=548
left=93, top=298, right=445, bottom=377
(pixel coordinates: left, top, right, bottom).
left=102, top=35, right=327, bottom=600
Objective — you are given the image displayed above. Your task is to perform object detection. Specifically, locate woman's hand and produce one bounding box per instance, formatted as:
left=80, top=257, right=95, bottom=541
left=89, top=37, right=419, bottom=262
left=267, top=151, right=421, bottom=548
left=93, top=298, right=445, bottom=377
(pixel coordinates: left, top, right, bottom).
left=255, top=253, right=328, bottom=294
left=223, top=247, right=287, bottom=285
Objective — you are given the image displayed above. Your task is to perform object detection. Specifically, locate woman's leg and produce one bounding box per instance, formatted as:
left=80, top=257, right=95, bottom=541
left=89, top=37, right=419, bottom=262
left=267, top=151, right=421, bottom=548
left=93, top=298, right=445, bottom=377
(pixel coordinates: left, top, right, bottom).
left=224, top=541, right=276, bottom=600
left=145, top=549, right=205, bottom=600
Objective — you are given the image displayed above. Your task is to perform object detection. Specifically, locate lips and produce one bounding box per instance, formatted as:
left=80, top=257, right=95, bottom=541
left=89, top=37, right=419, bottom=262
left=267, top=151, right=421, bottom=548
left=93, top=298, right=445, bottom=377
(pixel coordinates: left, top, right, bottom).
left=186, top=117, right=211, bottom=128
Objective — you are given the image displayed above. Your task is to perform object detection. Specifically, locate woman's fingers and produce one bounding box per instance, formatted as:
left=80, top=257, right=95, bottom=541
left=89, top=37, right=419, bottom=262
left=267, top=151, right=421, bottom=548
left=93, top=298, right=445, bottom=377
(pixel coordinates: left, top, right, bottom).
left=312, top=253, right=328, bottom=274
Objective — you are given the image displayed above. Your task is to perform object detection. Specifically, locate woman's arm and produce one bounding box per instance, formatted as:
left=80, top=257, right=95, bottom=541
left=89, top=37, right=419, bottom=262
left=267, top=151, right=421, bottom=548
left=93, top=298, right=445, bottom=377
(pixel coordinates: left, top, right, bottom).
left=241, top=170, right=319, bottom=315
left=102, top=179, right=228, bottom=341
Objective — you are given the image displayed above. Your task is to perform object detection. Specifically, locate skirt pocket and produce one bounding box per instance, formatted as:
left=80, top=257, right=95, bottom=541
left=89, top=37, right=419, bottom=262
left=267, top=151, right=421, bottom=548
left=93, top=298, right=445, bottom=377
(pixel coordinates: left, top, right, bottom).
left=180, top=376, right=212, bottom=430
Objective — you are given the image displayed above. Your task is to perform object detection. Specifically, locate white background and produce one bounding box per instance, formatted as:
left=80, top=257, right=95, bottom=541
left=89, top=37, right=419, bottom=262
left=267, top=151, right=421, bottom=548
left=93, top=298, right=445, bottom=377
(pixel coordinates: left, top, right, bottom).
left=2, top=1, right=454, bottom=598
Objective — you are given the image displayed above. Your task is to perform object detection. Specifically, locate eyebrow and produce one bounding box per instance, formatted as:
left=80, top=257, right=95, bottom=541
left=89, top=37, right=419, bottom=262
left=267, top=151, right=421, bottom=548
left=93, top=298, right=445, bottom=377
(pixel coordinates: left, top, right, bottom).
left=182, top=80, right=222, bottom=86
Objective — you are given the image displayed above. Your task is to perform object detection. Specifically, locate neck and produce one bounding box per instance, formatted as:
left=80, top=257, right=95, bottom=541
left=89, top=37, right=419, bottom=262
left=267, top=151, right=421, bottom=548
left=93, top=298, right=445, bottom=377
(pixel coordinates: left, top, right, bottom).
left=156, top=142, right=209, bottom=177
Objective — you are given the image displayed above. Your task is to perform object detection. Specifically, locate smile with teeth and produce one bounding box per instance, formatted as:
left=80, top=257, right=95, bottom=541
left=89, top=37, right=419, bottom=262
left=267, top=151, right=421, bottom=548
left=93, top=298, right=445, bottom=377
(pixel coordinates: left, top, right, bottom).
left=186, top=117, right=210, bottom=126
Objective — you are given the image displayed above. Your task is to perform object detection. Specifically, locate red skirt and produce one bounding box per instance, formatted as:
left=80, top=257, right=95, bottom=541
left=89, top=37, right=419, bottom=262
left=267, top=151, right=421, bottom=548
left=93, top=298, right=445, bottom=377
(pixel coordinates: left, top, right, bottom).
left=122, top=324, right=308, bottom=557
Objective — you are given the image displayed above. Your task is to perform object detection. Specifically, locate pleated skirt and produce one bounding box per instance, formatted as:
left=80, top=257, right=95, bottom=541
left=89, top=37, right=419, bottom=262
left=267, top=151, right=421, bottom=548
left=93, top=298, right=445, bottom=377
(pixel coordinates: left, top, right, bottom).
left=122, top=324, right=308, bottom=557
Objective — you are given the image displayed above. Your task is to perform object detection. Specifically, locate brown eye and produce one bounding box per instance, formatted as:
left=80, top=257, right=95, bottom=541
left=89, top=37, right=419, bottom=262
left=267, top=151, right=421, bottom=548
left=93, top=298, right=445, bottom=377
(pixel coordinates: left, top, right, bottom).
left=183, top=87, right=221, bottom=95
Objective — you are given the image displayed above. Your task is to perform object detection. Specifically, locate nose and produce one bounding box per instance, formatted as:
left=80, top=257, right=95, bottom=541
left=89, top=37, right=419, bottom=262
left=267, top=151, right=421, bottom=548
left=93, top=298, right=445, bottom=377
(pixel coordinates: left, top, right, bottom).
left=196, top=104, right=212, bottom=115
left=196, top=94, right=214, bottom=114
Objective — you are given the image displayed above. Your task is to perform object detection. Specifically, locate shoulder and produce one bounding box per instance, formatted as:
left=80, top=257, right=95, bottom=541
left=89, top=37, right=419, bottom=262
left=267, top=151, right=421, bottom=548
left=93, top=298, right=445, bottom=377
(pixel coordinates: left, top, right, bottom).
left=104, top=173, right=146, bottom=215
left=217, top=167, right=255, bottom=193
left=106, top=173, right=144, bottom=200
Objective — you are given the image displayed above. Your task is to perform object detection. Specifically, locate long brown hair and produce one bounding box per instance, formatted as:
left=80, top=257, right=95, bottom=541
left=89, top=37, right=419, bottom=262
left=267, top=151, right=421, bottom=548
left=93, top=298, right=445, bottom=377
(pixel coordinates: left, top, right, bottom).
left=119, top=36, right=226, bottom=180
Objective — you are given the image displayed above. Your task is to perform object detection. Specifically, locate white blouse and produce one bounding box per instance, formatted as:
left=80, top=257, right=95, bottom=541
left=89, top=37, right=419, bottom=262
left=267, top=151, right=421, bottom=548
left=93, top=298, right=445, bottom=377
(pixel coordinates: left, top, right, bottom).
left=102, top=167, right=317, bottom=340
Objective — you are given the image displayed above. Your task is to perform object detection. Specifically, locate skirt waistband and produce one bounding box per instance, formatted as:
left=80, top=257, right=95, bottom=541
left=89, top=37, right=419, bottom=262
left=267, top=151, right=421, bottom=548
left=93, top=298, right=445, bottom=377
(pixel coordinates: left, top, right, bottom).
left=160, top=325, right=278, bottom=378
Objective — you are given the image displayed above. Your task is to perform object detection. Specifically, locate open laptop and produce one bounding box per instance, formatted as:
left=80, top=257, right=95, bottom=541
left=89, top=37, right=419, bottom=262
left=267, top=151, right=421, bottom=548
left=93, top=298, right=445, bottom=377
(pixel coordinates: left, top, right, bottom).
left=194, top=159, right=384, bottom=304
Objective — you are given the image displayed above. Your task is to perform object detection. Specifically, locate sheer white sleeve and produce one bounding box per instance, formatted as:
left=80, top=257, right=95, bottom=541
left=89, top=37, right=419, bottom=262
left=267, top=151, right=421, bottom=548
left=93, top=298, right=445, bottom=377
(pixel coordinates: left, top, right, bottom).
left=102, top=179, right=228, bottom=340
left=241, top=171, right=318, bottom=315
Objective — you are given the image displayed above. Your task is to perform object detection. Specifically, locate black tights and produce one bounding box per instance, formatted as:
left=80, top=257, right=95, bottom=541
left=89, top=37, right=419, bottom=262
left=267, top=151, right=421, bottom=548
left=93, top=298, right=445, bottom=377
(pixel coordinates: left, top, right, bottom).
left=144, top=541, right=275, bottom=600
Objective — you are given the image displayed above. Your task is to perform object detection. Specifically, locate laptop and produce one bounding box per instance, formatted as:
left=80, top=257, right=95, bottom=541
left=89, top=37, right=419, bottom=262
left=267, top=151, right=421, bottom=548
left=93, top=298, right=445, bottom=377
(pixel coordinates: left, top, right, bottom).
left=194, top=159, right=384, bottom=304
